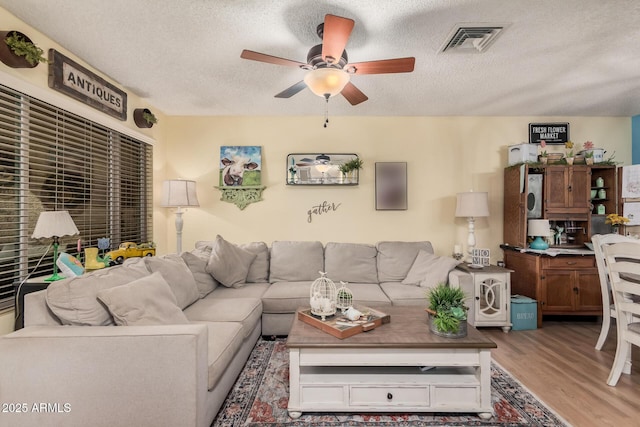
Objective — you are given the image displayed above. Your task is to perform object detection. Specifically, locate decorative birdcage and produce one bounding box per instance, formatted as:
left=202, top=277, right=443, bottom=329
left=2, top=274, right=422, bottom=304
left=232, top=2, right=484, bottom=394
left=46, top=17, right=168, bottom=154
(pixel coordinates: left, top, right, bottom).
left=336, top=281, right=354, bottom=313
left=309, top=271, right=337, bottom=320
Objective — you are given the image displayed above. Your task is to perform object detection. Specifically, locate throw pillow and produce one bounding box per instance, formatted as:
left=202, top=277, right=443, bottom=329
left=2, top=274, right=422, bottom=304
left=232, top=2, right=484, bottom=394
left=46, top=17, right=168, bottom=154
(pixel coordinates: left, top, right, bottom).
left=205, top=235, right=257, bottom=288
left=239, top=241, right=269, bottom=283
left=97, top=272, right=190, bottom=326
left=143, top=254, right=200, bottom=309
left=181, top=251, right=219, bottom=297
left=402, top=250, right=461, bottom=289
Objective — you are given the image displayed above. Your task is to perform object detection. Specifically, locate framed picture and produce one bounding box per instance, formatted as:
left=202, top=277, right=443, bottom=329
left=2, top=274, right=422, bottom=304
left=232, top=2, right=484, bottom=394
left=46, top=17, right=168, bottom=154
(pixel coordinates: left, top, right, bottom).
left=219, top=146, right=262, bottom=187
left=286, top=153, right=360, bottom=185
left=375, top=162, right=407, bottom=210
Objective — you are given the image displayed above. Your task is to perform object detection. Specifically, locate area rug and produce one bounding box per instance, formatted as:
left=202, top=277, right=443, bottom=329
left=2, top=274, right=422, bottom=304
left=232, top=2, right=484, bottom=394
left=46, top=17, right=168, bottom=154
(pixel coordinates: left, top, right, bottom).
left=212, top=338, right=570, bottom=427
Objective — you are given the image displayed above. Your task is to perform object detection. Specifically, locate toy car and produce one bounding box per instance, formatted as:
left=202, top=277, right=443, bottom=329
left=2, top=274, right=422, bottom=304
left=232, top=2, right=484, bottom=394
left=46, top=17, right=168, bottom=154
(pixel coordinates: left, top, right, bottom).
left=106, top=242, right=156, bottom=263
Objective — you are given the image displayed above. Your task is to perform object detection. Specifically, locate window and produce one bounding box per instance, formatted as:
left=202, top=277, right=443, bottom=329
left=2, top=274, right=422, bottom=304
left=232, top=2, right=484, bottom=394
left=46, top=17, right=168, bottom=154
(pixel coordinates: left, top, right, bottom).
left=0, top=84, right=153, bottom=310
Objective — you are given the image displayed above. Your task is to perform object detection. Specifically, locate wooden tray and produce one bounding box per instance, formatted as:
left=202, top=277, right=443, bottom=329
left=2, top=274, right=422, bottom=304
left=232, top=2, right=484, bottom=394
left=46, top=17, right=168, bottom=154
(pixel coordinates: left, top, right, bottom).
left=297, top=306, right=390, bottom=339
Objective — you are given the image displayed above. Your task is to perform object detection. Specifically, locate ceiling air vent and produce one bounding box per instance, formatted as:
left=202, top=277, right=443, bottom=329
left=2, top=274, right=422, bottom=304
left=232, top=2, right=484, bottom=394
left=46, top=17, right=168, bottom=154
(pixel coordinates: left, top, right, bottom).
left=441, top=24, right=507, bottom=53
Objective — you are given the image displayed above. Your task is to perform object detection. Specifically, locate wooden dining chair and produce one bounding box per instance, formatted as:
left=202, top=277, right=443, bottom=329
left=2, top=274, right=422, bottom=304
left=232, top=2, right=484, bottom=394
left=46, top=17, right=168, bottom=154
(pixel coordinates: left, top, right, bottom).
left=591, top=234, right=640, bottom=352
left=603, top=241, right=640, bottom=386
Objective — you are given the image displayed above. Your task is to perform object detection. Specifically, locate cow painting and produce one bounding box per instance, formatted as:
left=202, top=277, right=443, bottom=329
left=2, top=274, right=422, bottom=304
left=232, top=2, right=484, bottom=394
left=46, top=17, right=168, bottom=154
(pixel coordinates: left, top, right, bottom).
left=221, top=156, right=258, bottom=186
left=219, top=146, right=262, bottom=187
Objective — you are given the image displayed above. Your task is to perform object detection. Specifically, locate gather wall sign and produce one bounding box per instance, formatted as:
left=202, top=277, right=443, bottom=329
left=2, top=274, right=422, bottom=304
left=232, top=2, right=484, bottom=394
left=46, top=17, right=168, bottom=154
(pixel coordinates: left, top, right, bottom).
left=307, top=201, right=341, bottom=223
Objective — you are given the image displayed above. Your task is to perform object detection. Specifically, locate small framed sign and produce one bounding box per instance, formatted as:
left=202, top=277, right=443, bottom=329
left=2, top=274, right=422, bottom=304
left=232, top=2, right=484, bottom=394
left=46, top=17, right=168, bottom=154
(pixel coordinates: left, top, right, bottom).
left=472, top=248, right=491, bottom=266
left=529, top=122, right=569, bottom=145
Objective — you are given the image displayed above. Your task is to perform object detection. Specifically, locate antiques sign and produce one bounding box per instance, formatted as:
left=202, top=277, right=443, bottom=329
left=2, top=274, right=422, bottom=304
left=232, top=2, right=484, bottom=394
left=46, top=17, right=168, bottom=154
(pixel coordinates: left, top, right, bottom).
left=529, top=122, right=569, bottom=144
left=48, top=49, right=127, bottom=121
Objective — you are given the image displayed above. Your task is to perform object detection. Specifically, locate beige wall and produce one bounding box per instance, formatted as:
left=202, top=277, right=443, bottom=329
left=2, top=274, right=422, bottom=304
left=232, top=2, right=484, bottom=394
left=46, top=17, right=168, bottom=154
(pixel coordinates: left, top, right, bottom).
left=163, top=115, right=632, bottom=258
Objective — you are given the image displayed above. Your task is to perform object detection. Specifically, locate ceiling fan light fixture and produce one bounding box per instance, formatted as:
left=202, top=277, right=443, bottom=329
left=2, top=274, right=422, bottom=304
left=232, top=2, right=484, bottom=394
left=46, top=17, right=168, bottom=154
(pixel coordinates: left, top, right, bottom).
left=304, top=68, right=350, bottom=98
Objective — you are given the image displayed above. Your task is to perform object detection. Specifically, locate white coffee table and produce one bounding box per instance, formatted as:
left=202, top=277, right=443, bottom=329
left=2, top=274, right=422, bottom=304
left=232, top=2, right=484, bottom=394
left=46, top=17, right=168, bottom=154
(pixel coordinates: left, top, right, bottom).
left=286, top=306, right=496, bottom=419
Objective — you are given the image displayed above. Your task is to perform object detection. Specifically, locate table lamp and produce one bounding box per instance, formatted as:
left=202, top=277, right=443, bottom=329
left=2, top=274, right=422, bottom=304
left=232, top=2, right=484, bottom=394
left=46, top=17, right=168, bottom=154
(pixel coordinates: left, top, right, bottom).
left=455, top=191, right=489, bottom=262
left=162, top=179, right=200, bottom=253
left=528, top=219, right=551, bottom=250
left=32, top=210, right=80, bottom=281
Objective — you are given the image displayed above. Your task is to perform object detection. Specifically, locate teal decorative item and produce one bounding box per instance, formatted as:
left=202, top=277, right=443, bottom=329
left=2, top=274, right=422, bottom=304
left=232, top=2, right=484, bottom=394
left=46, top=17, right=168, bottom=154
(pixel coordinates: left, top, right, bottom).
left=596, top=177, right=604, bottom=187
left=529, top=236, right=549, bottom=250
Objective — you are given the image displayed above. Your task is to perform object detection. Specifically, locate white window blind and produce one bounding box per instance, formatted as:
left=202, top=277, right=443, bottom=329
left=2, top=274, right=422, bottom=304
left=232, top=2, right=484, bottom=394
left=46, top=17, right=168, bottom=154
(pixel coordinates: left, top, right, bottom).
left=0, top=84, right=153, bottom=310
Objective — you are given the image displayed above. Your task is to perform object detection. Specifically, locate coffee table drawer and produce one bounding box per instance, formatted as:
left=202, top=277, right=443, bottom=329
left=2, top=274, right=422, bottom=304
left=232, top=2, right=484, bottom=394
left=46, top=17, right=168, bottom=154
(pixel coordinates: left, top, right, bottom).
left=432, top=385, right=480, bottom=408
left=350, top=385, right=429, bottom=407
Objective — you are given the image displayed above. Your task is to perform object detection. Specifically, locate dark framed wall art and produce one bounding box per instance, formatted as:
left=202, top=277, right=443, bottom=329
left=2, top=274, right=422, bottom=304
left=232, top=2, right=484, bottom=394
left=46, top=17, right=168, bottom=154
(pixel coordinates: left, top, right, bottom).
left=375, top=162, right=407, bottom=210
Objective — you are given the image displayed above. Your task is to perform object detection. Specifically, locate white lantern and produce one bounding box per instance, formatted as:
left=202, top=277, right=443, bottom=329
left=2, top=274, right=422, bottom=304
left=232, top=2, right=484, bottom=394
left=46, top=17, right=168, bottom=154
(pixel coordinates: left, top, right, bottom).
left=336, top=281, right=354, bottom=313
left=309, top=271, right=337, bottom=320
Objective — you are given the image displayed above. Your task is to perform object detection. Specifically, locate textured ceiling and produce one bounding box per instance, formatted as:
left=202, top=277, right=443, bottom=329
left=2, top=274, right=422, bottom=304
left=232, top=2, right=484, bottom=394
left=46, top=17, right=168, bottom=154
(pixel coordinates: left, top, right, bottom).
left=1, top=0, right=640, bottom=117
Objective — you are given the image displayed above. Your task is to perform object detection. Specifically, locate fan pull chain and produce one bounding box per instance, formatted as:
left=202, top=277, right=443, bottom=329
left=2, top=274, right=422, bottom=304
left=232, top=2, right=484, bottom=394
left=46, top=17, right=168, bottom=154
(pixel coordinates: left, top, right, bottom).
left=324, top=94, right=330, bottom=128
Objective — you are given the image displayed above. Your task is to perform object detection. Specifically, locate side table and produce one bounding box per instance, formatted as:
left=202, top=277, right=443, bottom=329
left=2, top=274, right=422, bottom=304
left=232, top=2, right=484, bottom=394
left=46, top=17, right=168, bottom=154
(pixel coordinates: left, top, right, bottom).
left=13, top=275, right=51, bottom=330
left=453, top=264, right=513, bottom=333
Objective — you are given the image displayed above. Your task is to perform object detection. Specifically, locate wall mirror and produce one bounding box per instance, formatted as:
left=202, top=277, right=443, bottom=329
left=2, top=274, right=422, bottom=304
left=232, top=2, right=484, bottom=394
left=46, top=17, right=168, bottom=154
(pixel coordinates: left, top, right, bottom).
left=286, top=153, right=360, bottom=185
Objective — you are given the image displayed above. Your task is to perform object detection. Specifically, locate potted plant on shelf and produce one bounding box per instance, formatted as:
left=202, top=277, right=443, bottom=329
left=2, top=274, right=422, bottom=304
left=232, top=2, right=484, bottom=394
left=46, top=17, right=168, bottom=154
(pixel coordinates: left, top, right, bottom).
left=564, top=141, right=575, bottom=165
left=425, top=284, right=468, bottom=338
left=583, top=141, right=595, bottom=165
left=539, top=140, right=548, bottom=164
left=339, top=158, right=363, bottom=183
left=0, top=30, right=48, bottom=68
left=133, top=108, right=158, bottom=128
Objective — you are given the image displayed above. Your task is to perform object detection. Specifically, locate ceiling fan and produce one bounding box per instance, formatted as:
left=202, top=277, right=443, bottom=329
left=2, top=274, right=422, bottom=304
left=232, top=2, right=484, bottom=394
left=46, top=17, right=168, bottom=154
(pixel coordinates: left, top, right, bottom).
left=240, top=14, right=415, bottom=106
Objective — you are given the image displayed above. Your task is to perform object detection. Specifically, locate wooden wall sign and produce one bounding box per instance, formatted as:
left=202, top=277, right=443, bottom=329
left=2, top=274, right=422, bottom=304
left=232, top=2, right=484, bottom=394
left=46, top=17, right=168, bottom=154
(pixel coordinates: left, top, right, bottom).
left=48, top=49, right=127, bottom=121
left=529, top=122, right=569, bottom=145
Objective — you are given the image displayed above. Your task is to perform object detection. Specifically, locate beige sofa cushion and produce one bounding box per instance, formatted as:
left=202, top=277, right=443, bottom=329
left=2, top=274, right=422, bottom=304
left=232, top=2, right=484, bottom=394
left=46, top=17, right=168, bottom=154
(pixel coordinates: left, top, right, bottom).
left=343, top=283, right=392, bottom=307
left=261, top=281, right=313, bottom=313
left=269, top=241, right=324, bottom=283
left=183, top=297, right=262, bottom=338
left=380, top=281, right=431, bottom=306
left=376, top=241, right=434, bottom=282
left=45, top=263, right=149, bottom=326
left=206, top=235, right=257, bottom=288
left=402, top=250, right=461, bottom=289
left=239, top=241, right=269, bottom=283
left=324, top=242, right=378, bottom=283
left=144, top=254, right=200, bottom=309
left=181, top=251, right=219, bottom=297
left=191, top=321, right=245, bottom=391
left=96, top=272, right=190, bottom=326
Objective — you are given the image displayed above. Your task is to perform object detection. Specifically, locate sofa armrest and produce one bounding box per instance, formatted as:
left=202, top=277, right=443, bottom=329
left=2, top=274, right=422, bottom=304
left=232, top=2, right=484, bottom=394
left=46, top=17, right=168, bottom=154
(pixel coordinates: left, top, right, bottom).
left=0, top=324, right=209, bottom=427
left=448, top=269, right=476, bottom=325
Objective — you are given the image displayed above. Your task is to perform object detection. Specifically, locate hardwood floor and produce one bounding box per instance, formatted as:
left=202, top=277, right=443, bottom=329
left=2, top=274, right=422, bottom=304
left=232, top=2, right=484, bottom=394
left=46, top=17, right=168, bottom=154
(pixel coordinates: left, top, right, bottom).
left=483, top=317, right=639, bottom=427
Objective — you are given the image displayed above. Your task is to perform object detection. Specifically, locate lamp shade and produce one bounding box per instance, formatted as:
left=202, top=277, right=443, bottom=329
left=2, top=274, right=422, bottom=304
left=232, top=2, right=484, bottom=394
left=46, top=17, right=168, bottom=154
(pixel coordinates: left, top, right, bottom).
left=32, top=210, right=79, bottom=239
left=528, top=219, right=552, bottom=236
left=304, top=68, right=350, bottom=98
left=455, top=191, right=489, bottom=218
left=161, top=180, right=200, bottom=208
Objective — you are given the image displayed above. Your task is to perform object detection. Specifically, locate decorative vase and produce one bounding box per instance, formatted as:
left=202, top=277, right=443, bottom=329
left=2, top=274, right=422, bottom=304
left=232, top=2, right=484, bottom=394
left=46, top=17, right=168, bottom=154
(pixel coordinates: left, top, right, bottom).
left=586, top=157, right=594, bottom=165
left=566, top=157, right=574, bottom=165
left=0, top=30, right=39, bottom=68
left=596, top=177, right=604, bottom=187
left=540, top=156, right=548, bottom=164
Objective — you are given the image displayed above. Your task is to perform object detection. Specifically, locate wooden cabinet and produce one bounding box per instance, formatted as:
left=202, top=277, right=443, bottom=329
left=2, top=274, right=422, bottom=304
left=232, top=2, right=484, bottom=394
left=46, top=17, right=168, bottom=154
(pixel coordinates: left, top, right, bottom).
left=503, top=249, right=601, bottom=327
left=543, top=165, right=590, bottom=218
left=502, top=163, right=616, bottom=325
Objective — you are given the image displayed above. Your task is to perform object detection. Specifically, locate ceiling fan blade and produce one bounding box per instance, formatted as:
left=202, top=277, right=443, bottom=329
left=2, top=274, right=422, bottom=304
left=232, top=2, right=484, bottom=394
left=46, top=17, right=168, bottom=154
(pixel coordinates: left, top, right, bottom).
left=275, top=81, right=307, bottom=98
left=322, top=14, right=354, bottom=64
left=347, top=57, right=416, bottom=75
left=341, top=82, right=368, bottom=106
left=240, top=50, right=306, bottom=68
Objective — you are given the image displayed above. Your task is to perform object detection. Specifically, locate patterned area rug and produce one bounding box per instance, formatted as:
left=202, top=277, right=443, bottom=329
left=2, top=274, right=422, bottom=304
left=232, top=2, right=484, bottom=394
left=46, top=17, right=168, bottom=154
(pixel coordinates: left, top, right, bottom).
left=212, top=338, right=570, bottom=427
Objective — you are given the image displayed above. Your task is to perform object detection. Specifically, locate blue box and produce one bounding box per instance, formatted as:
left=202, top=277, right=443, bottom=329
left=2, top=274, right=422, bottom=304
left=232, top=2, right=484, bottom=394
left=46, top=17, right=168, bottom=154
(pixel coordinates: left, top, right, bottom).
left=510, top=295, right=537, bottom=330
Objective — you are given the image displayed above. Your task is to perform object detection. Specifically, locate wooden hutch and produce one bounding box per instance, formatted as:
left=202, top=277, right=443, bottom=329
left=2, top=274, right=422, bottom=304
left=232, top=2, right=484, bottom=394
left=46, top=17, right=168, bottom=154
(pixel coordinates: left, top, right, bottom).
left=502, top=164, right=616, bottom=327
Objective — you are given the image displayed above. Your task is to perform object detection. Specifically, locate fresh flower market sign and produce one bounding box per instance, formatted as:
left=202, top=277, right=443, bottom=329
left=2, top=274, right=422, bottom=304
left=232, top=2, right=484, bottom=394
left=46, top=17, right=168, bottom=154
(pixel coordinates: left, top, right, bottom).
left=48, top=49, right=127, bottom=120
left=529, top=122, right=569, bottom=145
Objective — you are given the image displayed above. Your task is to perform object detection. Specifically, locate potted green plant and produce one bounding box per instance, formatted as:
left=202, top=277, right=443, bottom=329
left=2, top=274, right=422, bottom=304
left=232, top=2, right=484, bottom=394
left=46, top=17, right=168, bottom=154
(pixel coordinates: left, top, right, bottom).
left=425, top=284, right=468, bottom=338
left=0, top=30, right=47, bottom=68
left=133, top=108, right=158, bottom=128
left=339, top=158, right=363, bottom=183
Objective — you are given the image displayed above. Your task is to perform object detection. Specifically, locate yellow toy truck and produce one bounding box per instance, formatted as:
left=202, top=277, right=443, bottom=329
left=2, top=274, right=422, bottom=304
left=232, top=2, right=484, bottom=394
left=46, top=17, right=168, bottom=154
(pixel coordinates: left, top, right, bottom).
left=106, top=242, right=156, bottom=263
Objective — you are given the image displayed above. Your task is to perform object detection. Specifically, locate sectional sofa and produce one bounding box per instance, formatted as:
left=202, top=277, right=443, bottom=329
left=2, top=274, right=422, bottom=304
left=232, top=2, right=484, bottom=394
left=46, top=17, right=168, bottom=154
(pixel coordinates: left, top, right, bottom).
left=0, top=236, right=468, bottom=427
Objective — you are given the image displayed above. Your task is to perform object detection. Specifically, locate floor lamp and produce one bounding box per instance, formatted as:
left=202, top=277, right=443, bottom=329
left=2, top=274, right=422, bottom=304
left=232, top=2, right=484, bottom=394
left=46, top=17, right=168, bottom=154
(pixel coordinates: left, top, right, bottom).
left=455, top=191, right=489, bottom=263
left=162, top=179, right=200, bottom=253
left=32, top=210, right=79, bottom=281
